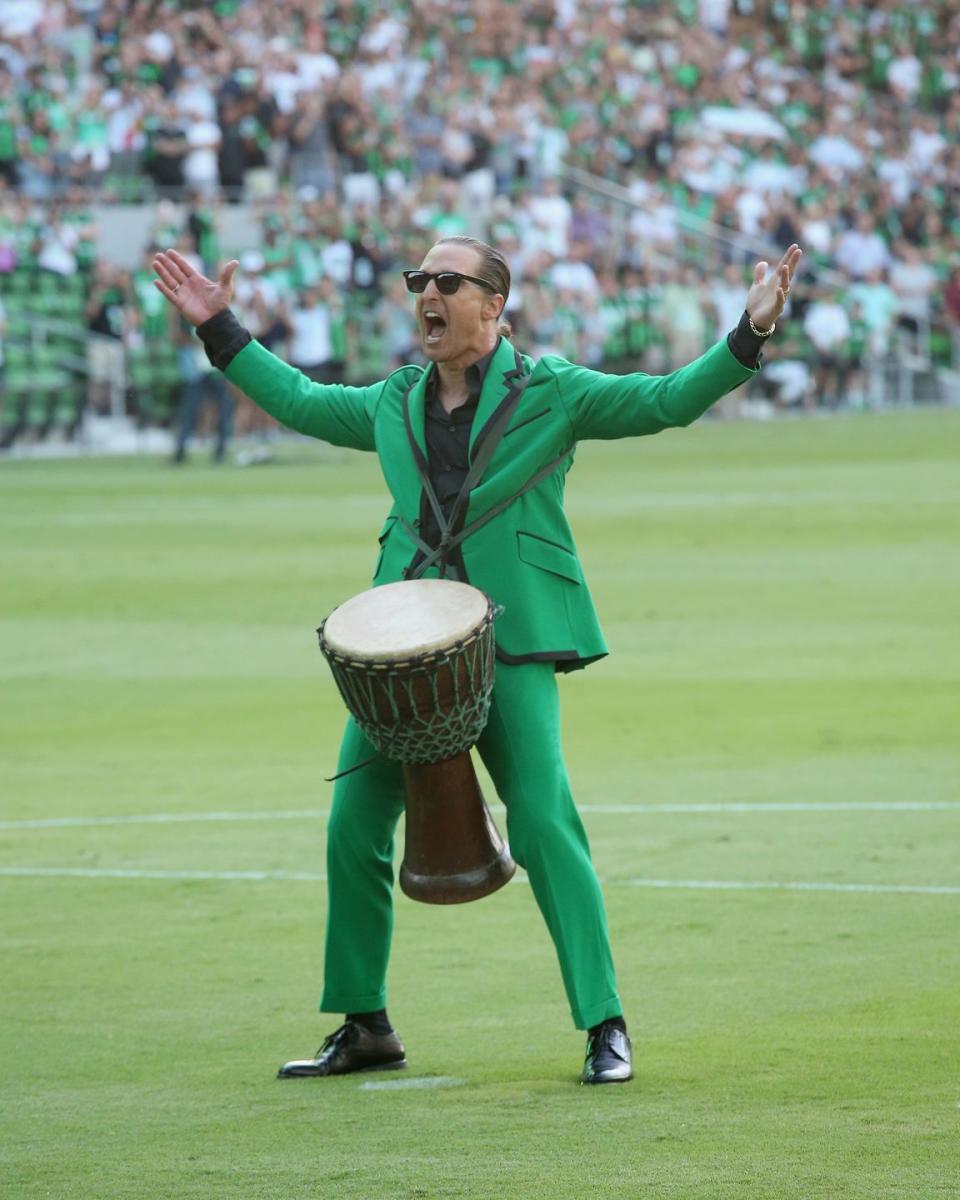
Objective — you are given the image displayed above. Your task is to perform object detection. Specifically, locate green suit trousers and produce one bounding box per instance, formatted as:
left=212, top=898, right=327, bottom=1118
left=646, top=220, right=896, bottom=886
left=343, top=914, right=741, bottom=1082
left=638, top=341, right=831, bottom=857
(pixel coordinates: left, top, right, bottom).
left=320, top=660, right=622, bottom=1030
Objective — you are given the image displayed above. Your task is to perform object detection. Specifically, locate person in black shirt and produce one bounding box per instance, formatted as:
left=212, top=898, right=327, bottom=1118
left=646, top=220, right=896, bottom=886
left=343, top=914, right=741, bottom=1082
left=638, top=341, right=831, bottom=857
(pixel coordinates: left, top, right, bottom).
left=143, top=101, right=188, bottom=196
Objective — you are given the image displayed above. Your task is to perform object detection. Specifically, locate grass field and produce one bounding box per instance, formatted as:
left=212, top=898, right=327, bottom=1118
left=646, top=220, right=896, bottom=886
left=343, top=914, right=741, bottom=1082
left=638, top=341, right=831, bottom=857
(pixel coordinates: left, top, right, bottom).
left=2, top=409, right=959, bottom=1199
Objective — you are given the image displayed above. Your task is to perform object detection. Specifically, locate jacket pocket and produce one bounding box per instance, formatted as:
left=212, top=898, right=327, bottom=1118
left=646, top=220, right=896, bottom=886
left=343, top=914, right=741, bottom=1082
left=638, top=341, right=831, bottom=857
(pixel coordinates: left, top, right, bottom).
left=374, top=515, right=398, bottom=579
left=516, top=530, right=581, bottom=584
left=504, top=407, right=552, bottom=437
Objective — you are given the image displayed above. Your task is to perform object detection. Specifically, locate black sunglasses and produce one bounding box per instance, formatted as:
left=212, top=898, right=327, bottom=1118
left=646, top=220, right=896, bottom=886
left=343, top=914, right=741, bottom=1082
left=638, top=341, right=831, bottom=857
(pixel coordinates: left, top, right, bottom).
left=403, top=269, right=496, bottom=295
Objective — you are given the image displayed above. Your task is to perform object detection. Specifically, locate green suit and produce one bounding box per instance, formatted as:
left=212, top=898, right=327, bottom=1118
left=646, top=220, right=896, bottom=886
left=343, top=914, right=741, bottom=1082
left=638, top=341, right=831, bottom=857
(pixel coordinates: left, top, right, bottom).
left=223, top=332, right=754, bottom=1028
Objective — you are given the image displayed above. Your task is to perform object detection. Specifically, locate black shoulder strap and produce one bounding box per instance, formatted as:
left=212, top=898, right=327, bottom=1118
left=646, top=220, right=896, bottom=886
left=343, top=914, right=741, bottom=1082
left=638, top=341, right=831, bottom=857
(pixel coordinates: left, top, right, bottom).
left=400, top=443, right=573, bottom=579
left=445, top=369, right=532, bottom=532
left=402, top=382, right=449, bottom=539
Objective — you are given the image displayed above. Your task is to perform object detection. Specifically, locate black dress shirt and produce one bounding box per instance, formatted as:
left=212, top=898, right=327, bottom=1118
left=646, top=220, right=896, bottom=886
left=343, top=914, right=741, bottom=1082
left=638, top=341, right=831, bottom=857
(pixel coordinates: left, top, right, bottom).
left=408, top=343, right=497, bottom=579
left=422, top=345, right=496, bottom=522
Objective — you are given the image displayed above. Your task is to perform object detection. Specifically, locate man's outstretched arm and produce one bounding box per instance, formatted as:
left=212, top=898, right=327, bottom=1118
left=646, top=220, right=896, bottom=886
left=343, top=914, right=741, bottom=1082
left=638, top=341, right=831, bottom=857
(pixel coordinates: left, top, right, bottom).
left=153, top=249, right=385, bottom=451
left=557, top=245, right=803, bottom=441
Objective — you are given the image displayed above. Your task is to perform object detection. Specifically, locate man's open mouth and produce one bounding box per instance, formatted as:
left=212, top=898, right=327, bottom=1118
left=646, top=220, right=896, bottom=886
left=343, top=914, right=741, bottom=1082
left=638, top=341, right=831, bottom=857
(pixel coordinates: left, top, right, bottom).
left=423, top=309, right=448, bottom=344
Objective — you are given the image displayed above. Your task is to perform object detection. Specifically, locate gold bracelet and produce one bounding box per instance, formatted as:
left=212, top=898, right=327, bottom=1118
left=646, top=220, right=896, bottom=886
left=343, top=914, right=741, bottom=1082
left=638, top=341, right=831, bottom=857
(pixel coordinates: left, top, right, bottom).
left=748, top=316, right=776, bottom=338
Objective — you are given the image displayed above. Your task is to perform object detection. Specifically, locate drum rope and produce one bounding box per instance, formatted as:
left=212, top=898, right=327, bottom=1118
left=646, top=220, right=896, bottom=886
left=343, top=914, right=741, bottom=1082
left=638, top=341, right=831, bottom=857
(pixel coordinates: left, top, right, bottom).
left=319, top=605, right=498, bottom=773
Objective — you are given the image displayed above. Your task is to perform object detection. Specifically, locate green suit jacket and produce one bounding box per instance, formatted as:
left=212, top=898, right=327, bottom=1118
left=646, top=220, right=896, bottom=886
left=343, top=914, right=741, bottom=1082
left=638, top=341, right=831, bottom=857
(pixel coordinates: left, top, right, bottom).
left=224, top=334, right=755, bottom=668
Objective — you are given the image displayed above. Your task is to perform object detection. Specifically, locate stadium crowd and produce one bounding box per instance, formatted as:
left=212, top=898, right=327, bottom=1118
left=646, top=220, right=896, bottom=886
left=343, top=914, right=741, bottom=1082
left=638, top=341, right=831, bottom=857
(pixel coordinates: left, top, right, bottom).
left=2, top=0, right=960, bottom=446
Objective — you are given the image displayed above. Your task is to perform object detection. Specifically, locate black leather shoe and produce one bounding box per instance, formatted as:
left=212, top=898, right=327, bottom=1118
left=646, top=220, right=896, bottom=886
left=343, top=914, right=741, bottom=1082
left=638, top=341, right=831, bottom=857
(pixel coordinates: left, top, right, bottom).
left=581, top=1023, right=633, bottom=1084
left=277, top=1022, right=407, bottom=1078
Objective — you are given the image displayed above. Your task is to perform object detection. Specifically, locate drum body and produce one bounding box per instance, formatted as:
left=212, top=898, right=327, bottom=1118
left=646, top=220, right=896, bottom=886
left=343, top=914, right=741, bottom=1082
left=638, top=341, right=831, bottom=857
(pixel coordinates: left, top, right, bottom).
left=318, top=580, right=515, bottom=904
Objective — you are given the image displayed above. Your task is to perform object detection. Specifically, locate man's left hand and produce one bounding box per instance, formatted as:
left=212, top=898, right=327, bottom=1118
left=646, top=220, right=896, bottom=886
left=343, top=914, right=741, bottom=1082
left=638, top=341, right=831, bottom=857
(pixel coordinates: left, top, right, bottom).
left=746, top=244, right=803, bottom=332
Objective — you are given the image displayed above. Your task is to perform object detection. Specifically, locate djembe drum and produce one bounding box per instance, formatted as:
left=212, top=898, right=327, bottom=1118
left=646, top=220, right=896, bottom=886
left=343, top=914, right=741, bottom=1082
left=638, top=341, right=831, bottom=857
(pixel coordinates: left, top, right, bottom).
left=317, top=579, right=516, bottom=904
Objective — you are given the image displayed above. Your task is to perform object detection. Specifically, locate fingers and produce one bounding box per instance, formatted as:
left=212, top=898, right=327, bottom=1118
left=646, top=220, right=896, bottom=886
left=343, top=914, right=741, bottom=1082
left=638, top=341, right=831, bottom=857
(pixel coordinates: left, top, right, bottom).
left=165, top=248, right=197, bottom=277
left=779, top=244, right=803, bottom=283
left=152, top=254, right=180, bottom=292
left=153, top=278, right=181, bottom=304
left=219, top=259, right=239, bottom=287
left=754, top=261, right=768, bottom=284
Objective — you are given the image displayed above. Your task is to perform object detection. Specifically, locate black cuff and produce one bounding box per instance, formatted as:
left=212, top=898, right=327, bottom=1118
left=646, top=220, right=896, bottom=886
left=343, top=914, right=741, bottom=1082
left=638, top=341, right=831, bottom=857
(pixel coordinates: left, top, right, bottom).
left=726, top=310, right=768, bottom=370
left=196, top=308, right=252, bottom=371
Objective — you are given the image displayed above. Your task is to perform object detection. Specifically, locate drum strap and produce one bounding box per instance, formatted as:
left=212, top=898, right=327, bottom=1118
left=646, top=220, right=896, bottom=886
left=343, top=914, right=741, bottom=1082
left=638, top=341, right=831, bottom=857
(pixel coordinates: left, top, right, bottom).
left=325, top=754, right=377, bottom=783
left=400, top=366, right=573, bottom=579
left=399, top=448, right=574, bottom=579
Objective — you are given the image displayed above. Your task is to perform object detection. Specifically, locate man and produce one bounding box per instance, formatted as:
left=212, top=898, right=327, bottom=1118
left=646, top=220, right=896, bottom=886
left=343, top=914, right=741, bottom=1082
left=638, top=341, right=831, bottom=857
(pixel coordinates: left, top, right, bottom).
left=153, top=235, right=801, bottom=1085
left=803, top=286, right=852, bottom=408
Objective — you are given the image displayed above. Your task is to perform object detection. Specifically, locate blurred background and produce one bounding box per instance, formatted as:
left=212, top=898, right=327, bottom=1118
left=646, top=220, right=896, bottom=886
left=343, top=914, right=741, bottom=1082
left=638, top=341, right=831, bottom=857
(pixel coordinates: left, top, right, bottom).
left=1, top=0, right=959, bottom=458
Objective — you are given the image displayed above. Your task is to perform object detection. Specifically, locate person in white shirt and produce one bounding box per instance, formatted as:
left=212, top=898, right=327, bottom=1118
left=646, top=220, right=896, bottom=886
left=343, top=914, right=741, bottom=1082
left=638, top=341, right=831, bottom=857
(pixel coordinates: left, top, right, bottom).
left=887, top=49, right=922, bottom=101
left=183, top=111, right=222, bottom=194
left=286, top=285, right=342, bottom=384
left=889, top=243, right=937, bottom=325
left=804, top=288, right=852, bottom=407
left=809, top=118, right=865, bottom=175
left=525, top=179, right=572, bottom=257
left=296, top=25, right=340, bottom=90
left=834, top=214, right=891, bottom=281
left=709, top=262, right=750, bottom=341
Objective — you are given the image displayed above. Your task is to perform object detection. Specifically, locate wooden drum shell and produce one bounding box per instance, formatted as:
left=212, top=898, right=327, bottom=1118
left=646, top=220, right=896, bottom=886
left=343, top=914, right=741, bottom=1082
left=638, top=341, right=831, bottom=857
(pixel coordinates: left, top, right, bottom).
left=318, top=582, right=516, bottom=904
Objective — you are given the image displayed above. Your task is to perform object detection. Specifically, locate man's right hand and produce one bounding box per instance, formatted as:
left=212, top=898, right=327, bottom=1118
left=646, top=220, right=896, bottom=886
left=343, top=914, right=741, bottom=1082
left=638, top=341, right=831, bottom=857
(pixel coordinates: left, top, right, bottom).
left=153, top=248, right=239, bottom=327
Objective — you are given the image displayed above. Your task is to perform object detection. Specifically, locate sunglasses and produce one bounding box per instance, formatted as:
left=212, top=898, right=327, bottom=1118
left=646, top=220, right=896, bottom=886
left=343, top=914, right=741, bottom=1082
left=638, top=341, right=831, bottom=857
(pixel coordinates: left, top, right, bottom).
left=403, top=270, right=496, bottom=295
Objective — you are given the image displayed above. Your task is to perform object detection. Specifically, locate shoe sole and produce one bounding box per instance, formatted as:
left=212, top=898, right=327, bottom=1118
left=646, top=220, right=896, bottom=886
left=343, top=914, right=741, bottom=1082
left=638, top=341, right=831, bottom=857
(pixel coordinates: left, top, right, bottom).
left=277, top=1058, right=408, bottom=1079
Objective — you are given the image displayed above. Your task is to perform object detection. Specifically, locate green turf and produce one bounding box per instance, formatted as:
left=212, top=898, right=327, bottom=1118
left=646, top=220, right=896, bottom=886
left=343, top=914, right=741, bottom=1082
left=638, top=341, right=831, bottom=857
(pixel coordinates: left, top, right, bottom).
left=2, top=410, right=959, bottom=1198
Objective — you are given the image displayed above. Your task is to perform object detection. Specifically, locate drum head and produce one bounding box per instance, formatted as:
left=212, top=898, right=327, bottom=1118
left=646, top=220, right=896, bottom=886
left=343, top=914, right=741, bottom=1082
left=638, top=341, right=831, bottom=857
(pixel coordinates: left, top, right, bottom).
left=322, top=579, right=491, bottom=662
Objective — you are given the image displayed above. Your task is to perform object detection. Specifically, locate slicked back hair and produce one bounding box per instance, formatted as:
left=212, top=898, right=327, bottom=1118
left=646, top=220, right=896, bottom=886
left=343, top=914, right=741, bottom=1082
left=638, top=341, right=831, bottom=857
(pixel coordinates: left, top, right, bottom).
left=433, top=235, right=513, bottom=337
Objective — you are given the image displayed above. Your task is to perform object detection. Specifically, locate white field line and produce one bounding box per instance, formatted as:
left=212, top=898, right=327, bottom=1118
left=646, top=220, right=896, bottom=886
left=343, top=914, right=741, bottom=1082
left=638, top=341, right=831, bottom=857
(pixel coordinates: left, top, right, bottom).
left=1, top=800, right=958, bottom=832
left=0, top=810, right=332, bottom=831
left=0, top=865, right=958, bottom=896
left=358, top=1076, right=465, bottom=1091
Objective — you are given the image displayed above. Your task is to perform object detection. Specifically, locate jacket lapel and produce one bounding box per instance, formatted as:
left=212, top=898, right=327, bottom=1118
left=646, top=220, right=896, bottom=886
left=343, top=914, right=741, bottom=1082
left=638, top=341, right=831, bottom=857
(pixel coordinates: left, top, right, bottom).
left=402, top=363, right=431, bottom=464
left=468, top=338, right=528, bottom=462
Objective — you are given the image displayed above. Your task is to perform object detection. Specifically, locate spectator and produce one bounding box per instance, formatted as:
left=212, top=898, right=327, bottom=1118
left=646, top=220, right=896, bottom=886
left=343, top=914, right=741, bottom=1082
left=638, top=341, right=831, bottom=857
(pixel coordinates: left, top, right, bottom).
left=835, top=214, right=892, bottom=281
left=142, top=100, right=188, bottom=196
left=525, top=179, right=572, bottom=258
left=804, top=288, right=852, bottom=408
left=288, top=88, right=333, bottom=195
left=375, top=275, right=420, bottom=371
left=182, top=107, right=220, bottom=196
left=709, top=262, right=749, bottom=343
left=847, top=268, right=899, bottom=355
left=85, top=261, right=127, bottom=412
left=890, top=242, right=937, bottom=347
left=171, top=315, right=233, bottom=464
left=285, top=284, right=340, bottom=384
left=660, top=265, right=710, bottom=371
